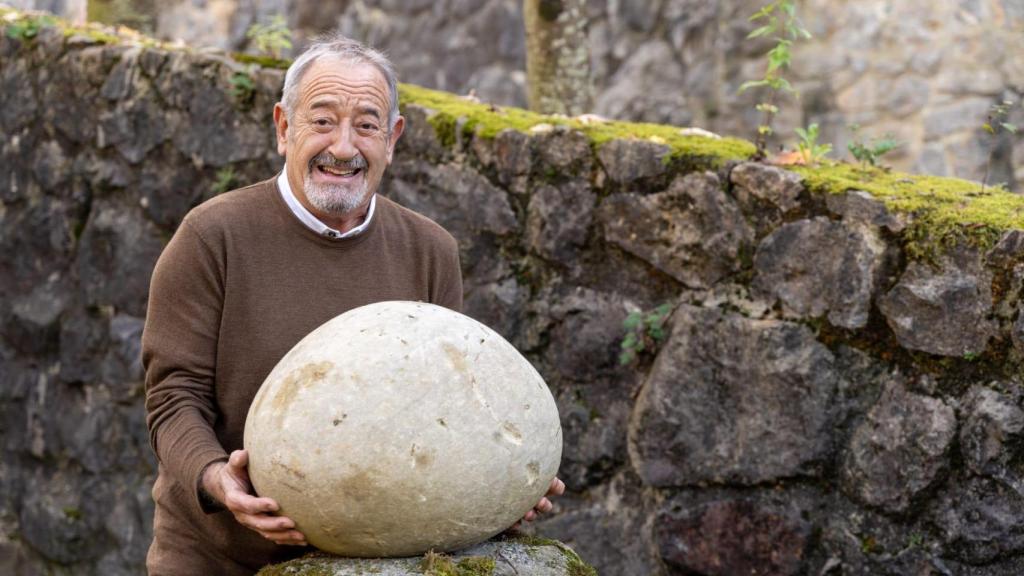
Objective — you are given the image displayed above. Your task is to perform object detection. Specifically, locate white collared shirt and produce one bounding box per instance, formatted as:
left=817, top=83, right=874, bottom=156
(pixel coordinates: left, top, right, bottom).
left=277, top=170, right=375, bottom=239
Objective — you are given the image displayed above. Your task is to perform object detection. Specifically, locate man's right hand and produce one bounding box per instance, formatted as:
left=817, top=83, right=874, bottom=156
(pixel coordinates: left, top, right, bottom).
left=202, top=449, right=308, bottom=546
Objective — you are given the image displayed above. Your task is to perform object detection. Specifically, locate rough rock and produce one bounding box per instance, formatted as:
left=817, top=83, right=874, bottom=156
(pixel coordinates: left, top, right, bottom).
left=825, top=190, right=906, bottom=233
left=729, top=162, right=804, bottom=234
left=387, top=161, right=518, bottom=241
left=630, top=305, right=837, bottom=486
left=532, top=127, right=592, bottom=178
left=958, top=383, right=1024, bottom=475
left=526, top=181, right=595, bottom=267
left=255, top=536, right=595, bottom=576
left=934, top=476, right=1024, bottom=565
left=811, top=497, right=938, bottom=576
left=655, top=495, right=812, bottom=576
left=74, top=199, right=165, bottom=318
left=539, top=288, right=634, bottom=383
left=595, top=137, right=671, bottom=185
left=532, top=472, right=660, bottom=576
left=878, top=247, right=996, bottom=356
left=600, top=171, right=754, bottom=288
left=987, top=230, right=1024, bottom=268
left=841, top=381, right=956, bottom=514
left=753, top=217, right=886, bottom=329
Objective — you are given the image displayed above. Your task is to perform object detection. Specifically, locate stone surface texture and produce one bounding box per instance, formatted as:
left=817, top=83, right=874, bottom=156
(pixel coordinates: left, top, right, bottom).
left=133, top=0, right=1024, bottom=191
left=245, top=302, right=562, bottom=557
left=752, top=217, right=886, bottom=329
left=878, top=247, right=997, bottom=356
left=255, top=536, right=594, bottom=576
left=629, top=305, right=837, bottom=487
left=7, top=21, right=1024, bottom=576
left=841, top=382, right=957, bottom=515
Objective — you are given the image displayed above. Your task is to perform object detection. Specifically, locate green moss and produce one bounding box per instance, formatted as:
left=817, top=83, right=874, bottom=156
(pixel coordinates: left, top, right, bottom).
left=1, top=6, right=160, bottom=47
left=231, top=51, right=291, bottom=70
left=62, top=507, right=82, bottom=521
left=792, top=161, right=1024, bottom=261
left=419, top=551, right=495, bottom=576
left=398, top=83, right=756, bottom=166
left=501, top=533, right=597, bottom=575
left=255, top=552, right=336, bottom=576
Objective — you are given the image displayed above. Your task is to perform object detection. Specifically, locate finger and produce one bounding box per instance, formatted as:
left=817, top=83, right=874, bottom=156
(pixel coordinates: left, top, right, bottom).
left=228, top=449, right=248, bottom=470
left=224, top=490, right=279, bottom=514
left=262, top=529, right=307, bottom=546
left=238, top=513, right=296, bottom=533
left=535, top=497, right=553, bottom=514
left=523, top=509, right=536, bottom=522
left=547, top=477, right=565, bottom=496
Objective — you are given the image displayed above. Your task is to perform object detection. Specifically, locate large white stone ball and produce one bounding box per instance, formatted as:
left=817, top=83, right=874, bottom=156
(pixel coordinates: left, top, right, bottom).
left=244, top=301, right=562, bottom=557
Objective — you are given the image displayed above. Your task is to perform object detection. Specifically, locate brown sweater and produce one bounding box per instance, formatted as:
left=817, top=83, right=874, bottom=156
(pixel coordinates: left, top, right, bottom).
left=142, top=178, right=463, bottom=575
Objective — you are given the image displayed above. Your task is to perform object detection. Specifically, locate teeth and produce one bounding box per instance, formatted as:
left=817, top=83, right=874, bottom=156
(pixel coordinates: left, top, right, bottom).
left=320, top=165, right=355, bottom=176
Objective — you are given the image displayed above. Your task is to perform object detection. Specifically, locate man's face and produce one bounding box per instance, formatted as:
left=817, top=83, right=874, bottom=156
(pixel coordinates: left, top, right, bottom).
left=274, top=58, right=404, bottom=216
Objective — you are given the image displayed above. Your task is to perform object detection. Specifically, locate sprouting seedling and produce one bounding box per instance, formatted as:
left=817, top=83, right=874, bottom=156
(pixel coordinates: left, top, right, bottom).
left=245, top=14, right=293, bottom=60
left=794, top=123, right=831, bottom=164
left=619, top=303, right=674, bottom=366
left=847, top=124, right=900, bottom=168
left=229, top=67, right=257, bottom=105
left=738, top=0, right=812, bottom=159
left=981, top=100, right=1017, bottom=193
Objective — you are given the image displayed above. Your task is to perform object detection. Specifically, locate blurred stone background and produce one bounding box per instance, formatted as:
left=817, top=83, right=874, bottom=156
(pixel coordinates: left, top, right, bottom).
left=8, top=0, right=1024, bottom=189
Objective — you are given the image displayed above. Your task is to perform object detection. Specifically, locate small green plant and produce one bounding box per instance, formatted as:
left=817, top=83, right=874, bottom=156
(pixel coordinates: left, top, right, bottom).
left=981, top=99, right=1017, bottom=193
left=229, top=68, right=256, bottom=104
left=962, top=351, right=980, bottom=362
left=794, top=122, right=831, bottom=164
left=619, top=303, right=674, bottom=365
left=847, top=124, right=900, bottom=168
left=245, top=14, right=293, bottom=59
left=5, top=14, right=56, bottom=40
left=738, top=0, right=812, bottom=158
left=907, top=532, right=925, bottom=549
left=211, top=167, right=237, bottom=195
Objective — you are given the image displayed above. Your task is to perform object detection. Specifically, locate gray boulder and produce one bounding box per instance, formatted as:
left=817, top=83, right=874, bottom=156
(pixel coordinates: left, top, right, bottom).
left=629, top=305, right=837, bottom=486
left=752, top=217, right=886, bottom=329
left=878, top=247, right=995, bottom=357
left=655, top=494, right=813, bottom=576
left=934, top=476, right=1024, bottom=565
left=600, top=172, right=754, bottom=288
left=729, top=162, right=803, bottom=235
left=958, top=383, right=1024, bottom=475
left=841, top=382, right=956, bottom=515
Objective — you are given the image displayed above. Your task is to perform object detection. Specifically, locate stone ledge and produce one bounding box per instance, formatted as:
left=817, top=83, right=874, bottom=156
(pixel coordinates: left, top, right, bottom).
left=255, top=536, right=596, bottom=576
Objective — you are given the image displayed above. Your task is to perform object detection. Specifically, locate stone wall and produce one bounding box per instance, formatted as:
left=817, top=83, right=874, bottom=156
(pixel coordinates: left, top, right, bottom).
left=137, top=0, right=1024, bottom=190
left=6, top=12, right=1024, bottom=576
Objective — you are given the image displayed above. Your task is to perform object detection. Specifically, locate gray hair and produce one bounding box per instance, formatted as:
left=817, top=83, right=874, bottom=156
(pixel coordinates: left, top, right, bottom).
left=281, top=33, right=400, bottom=132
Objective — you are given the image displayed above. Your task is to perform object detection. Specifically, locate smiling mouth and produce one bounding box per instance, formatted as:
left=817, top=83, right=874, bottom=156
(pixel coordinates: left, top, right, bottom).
left=317, top=165, right=362, bottom=177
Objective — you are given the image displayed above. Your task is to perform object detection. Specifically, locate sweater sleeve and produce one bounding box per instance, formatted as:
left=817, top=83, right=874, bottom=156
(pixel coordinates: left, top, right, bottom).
left=142, top=216, right=229, bottom=513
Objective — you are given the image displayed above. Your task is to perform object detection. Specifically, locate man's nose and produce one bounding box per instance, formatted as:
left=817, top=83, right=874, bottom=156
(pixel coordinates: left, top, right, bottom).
left=327, top=124, right=359, bottom=160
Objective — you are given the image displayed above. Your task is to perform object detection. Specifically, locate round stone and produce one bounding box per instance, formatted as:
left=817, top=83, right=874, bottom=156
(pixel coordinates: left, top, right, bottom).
left=244, top=301, right=563, bottom=557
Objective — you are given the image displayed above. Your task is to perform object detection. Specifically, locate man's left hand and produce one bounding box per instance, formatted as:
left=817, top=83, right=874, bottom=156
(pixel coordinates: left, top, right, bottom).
left=521, top=477, right=565, bottom=523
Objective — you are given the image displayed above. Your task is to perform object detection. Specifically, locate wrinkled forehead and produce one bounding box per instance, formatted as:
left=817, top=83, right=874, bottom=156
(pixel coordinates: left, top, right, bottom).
left=297, top=57, right=391, bottom=113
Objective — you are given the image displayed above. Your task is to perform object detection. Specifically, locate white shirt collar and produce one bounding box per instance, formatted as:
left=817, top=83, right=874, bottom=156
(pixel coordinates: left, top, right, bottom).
left=277, top=170, right=376, bottom=239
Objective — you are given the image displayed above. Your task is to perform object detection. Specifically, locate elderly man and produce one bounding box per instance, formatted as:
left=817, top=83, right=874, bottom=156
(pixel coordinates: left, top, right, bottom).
left=142, top=35, right=563, bottom=575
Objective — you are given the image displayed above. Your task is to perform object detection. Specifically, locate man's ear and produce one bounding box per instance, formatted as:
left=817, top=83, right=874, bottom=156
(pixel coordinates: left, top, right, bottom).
left=273, top=103, right=289, bottom=156
left=386, top=115, right=405, bottom=164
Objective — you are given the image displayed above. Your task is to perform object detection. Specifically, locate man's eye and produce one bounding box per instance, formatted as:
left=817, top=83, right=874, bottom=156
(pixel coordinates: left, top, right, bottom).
left=360, top=123, right=379, bottom=131
left=314, top=118, right=332, bottom=127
